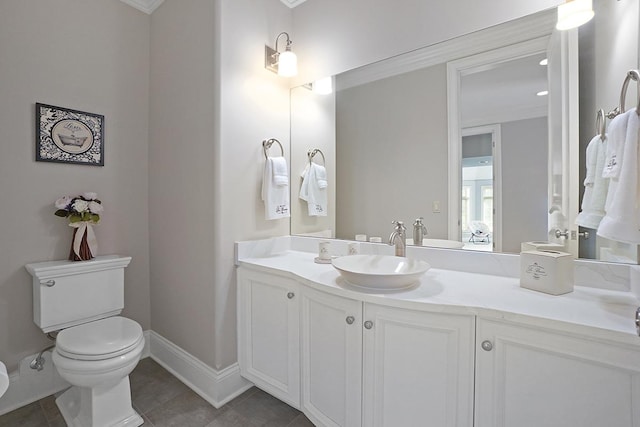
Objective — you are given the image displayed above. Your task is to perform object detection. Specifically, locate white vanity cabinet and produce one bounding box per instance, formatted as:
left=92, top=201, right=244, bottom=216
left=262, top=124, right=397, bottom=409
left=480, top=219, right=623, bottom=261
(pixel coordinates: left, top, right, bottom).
left=362, top=304, right=475, bottom=427
left=237, top=264, right=640, bottom=427
left=300, top=286, right=363, bottom=427
left=237, top=268, right=300, bottom=407
left=475, top=317, right=640, bottom=427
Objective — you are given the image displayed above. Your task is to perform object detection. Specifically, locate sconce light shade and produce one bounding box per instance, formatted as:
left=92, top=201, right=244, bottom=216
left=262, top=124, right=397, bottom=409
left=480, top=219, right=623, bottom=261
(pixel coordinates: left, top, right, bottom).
left=556, top=0, right=594, bottom=30
left=278, top=50, right=298, bottom=77
left=265, top=32, right=297, bottom=77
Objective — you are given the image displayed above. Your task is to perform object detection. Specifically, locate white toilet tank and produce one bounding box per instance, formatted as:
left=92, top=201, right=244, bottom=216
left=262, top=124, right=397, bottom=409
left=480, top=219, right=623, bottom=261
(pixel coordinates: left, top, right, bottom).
left=25, top=256, right=132, bottom=333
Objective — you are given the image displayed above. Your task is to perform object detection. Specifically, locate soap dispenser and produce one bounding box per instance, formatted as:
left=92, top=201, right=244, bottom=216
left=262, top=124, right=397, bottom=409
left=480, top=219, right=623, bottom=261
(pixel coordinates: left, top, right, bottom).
left=413, top=217, right=427, bottom=246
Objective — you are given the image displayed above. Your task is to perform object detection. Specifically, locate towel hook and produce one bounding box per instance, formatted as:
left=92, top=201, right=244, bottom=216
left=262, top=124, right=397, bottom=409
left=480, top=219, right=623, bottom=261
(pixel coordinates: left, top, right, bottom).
left=263, top=138, right=284, bottom=160
left=617, top=70, right=640, bottom=116
left=307, top=148, right=326, bottom=165
left=595, top=109, right=606, bottom=141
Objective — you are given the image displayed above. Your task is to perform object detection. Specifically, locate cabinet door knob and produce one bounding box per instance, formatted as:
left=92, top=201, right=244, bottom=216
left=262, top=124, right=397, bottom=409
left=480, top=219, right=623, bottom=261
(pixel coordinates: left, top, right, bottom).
left=41, top=280, right=55, bottom=287
left=481, top=340, right=493, bottom=351
left=287, top=292, right=295, bottom=299
left=346, top=316, right=355, bottom=325
left=635, top=307, right=640, bottom=337
left=364, top=320, right=374, bottom=330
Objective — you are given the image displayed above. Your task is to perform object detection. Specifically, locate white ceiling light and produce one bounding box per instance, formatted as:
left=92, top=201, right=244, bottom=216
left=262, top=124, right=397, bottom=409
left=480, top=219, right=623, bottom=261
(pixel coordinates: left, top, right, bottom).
left=539, top=58, right=548, bottom=66
left=537, top=90, right=549, bottom=97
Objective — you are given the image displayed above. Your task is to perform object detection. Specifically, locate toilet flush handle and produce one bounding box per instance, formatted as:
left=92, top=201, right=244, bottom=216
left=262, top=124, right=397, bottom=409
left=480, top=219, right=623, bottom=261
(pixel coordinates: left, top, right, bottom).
left=41, top=280, right=55, bottom=287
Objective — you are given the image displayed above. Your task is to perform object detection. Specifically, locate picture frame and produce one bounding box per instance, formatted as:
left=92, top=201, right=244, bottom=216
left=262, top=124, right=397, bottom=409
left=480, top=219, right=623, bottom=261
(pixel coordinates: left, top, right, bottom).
left=36, top=103, right=105, bottom=166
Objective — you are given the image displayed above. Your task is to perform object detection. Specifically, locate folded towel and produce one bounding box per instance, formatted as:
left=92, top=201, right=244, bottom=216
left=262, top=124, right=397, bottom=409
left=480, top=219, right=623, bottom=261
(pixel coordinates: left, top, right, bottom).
left=299, top=163, right=327, bottom=217
left=314, top=163, right=328, bottom=189
left=575, top=134, right=609, bottom=229
left=602, top=110, right=630, bottom=179
left=270, top=156, right=289, bottom=186
left=262, top=157, right=290, bottom=220
left=597, top=109, right=640, bottom=243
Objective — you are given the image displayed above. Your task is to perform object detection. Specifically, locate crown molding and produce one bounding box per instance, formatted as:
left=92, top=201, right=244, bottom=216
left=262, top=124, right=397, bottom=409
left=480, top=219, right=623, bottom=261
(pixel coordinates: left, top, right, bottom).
left=280, top=0, right=308, bottom=8
left=120, top=0, right=165, bottom=15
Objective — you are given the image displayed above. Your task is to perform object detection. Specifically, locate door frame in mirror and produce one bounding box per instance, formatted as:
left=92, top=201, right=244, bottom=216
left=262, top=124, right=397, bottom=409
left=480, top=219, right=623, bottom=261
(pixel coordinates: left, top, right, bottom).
left=447, top=36, right=551, bottom=245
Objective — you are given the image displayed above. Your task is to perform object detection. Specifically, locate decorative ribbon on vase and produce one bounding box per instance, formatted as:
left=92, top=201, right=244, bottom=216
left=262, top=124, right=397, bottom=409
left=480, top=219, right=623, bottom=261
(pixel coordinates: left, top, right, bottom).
left=69, top=221, right=98, bottom=258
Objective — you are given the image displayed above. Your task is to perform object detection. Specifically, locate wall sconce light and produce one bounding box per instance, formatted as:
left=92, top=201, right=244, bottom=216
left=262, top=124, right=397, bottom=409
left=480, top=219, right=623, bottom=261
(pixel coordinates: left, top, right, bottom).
left=265, top=32, right=297, bottom=77
left=556, top=0, right=594, bottom=30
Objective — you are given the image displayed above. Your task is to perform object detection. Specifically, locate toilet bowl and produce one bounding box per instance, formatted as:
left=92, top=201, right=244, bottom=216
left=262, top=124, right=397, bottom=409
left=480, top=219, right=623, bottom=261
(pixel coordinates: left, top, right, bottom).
left=25, top=256, right=142, bottom=427
left=52, top=317, right=144, bottom=427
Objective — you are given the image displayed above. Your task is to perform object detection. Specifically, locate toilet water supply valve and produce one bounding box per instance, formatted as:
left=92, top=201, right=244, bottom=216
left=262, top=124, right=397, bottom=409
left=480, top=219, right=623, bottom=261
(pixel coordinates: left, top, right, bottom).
left=30, top=344, right=56, bottom=371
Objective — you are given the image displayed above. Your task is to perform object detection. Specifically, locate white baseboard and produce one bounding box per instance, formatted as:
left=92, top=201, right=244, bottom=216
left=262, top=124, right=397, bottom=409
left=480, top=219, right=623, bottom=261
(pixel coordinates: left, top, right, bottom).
left=148, top=331, right=252, bottom=408
left=0, top=329, right=251, bottom=415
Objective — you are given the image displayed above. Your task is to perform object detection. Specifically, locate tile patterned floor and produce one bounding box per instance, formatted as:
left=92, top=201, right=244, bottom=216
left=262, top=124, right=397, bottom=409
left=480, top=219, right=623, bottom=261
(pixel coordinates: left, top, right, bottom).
left=0, top=358, right=314, bottom=427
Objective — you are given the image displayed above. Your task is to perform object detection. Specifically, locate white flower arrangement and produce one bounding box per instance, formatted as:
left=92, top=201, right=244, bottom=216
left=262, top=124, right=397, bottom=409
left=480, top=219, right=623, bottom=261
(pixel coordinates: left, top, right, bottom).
left=54, top=192, right=103, bottom=224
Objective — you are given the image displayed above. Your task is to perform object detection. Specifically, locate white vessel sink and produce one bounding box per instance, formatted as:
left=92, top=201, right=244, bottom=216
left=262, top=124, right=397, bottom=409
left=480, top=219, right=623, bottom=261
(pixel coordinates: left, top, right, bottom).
left=406, top=238, right=464, bottom=249
left=332, top=255, right=430, bottom=291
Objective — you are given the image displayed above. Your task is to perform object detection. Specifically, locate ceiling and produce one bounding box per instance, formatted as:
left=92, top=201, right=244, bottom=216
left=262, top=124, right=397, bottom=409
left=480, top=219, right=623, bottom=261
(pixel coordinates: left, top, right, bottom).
left=460, top=53, right=549, bottom=128
left=120, top=0, right=307, bottom=15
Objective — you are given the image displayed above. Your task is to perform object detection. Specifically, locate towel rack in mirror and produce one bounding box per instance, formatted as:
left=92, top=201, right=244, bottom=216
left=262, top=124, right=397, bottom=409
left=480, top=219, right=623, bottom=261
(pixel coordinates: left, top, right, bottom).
left=308, top=148, right=326, bottom=165
left=595, top=109, right=606, bottom=141
left=263, top=138, right=284, bottom=159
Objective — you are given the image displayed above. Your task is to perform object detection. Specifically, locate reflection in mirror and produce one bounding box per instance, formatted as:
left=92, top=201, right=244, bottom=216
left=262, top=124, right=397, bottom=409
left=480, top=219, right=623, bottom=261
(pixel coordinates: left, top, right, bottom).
left=290, top=0, right=639, bottom=263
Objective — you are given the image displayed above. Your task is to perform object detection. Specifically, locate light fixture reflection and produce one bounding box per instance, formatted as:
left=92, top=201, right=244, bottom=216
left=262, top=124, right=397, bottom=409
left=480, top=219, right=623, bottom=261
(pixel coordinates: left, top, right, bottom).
left=537, top=90, right=549, bottom=97
left=539, top=58, right=548, bottom=66
left=556, top=0, right=594, bottom=31
left=313, top=77, right=333, bottom=95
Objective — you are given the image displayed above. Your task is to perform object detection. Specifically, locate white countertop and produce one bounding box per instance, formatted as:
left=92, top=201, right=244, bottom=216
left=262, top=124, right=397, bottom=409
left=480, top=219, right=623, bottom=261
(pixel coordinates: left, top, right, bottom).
left=238, top=250, right=640, bottom=345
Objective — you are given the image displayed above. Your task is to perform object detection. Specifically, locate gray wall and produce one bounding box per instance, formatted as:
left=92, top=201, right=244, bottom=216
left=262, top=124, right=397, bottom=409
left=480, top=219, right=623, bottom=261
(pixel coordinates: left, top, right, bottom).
left=335, top=65, right=449, bottom=241
left=501, top=117, right=548, bottom=253
left=149, top=0, right=292, bottom=370
left=149, top=0, right=219, bottom=367
left=0, top=0, right=150, bottom=371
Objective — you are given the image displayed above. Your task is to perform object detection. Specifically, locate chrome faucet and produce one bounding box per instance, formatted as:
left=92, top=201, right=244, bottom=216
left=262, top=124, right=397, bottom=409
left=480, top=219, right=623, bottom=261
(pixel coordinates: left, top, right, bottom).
left=413, top=217, right=428, bottom=246
left=389, top=220, right=407, bottom=257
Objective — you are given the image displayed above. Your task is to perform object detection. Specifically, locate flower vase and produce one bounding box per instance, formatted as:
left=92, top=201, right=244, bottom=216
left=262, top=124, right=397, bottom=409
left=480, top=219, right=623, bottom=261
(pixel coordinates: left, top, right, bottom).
left=69, top=227, right=94, bottom=261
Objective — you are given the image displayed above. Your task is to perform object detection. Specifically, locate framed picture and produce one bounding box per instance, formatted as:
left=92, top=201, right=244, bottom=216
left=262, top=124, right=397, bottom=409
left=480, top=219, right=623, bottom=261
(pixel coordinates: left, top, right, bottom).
left=36, top=103, right=104, bottom=166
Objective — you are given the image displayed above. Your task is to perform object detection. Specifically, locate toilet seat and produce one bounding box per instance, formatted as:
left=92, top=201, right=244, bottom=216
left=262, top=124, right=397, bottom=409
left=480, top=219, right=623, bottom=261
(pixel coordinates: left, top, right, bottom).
left=56, top=316, right=143, bottom=361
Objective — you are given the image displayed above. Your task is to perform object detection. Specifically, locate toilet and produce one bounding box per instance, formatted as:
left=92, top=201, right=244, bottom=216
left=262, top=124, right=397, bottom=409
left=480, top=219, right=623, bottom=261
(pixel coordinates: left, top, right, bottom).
left=26, top=256, right=144, bottom=427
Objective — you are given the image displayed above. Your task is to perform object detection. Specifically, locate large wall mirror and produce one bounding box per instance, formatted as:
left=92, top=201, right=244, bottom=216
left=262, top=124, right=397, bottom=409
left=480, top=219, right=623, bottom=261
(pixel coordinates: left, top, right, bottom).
left=290, top=0, right=640, bottom=263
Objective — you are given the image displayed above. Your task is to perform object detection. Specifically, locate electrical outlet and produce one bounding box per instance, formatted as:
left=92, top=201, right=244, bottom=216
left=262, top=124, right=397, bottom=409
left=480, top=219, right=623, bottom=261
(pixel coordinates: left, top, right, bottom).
left=432, top=200, right=441, bottom=213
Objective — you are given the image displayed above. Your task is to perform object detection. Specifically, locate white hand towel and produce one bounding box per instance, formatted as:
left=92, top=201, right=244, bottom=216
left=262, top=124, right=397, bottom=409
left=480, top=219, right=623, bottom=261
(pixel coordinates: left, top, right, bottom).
left=602, top=110, right=631, bottom=179
left=262, top=158, right=290, bottom=220
left=575, top=134, right=609, bottom=229
left=271, top=156, right=289, bottom=186
left=299, top=163, right=327, bottom=216
left=299, top=163, right=310, bottom=202
left=314, top=163, right=328, bottom=189
left=597, top=109, right=640, bottom=243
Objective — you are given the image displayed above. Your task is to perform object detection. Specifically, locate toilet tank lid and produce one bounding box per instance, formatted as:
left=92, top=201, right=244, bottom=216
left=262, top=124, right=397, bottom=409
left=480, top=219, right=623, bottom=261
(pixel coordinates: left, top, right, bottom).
left=25, top=255, right=132, bottom=280
left=57, top=316, right=143, bottom=359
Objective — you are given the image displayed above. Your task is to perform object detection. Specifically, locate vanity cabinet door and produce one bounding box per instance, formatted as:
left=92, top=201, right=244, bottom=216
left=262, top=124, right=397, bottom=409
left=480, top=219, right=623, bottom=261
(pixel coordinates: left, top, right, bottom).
left=475, top=317, right=640, bottom=427
left=362, top=303, right=475, bottom=427
left=301, top=287, right=363, bottom=427
left=237, top=268, right=300, bottom=408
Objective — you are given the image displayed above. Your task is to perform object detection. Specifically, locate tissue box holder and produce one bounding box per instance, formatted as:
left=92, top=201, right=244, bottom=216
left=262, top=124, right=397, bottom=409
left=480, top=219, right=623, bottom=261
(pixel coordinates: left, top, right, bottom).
left=520, top=250, right=574, bottom=295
